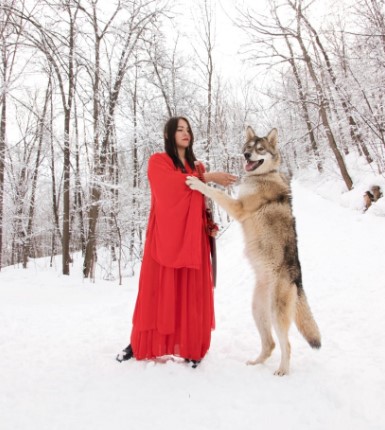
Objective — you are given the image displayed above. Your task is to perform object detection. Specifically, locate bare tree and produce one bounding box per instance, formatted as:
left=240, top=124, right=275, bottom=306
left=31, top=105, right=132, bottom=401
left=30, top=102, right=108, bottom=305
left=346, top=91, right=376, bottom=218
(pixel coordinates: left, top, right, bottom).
left=193, top=0, right=216, bottom=163
left=271, top=7, right=323, bottom=172
left=237, top=0, right=353, bottom=189
left=7, top=0, right=81, bottom=273
left=22, top=78, right=51, bottom=267
left=291, top=1, right=352, bottom=189
left=82, top=1, right=167, bottom=278
left=288, top=0, right=372, bottom=165
left=0, top=0, right=22, bottom=270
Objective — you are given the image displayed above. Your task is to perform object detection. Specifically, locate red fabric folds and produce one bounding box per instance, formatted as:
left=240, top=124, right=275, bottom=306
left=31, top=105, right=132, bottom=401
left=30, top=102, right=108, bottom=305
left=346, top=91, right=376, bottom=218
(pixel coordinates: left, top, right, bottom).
left=149, top=153, right=203, bottom=269
left=130, top=153, right=215, bottom=361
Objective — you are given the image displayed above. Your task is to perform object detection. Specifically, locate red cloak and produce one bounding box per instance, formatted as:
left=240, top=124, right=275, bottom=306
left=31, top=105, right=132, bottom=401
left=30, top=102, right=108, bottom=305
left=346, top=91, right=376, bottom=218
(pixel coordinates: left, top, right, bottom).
left=130, top=153, right=215, bottom=361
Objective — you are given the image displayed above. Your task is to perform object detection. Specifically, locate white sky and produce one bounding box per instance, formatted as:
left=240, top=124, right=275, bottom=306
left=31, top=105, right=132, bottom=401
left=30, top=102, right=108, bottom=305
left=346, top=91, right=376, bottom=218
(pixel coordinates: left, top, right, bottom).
left=168, top=0, right=251, bottom=80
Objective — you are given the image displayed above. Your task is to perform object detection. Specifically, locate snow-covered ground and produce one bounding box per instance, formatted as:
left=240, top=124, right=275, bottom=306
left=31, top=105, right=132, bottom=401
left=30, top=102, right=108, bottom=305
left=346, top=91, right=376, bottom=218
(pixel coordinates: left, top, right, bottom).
left=1, top=180, right=385, bottom=430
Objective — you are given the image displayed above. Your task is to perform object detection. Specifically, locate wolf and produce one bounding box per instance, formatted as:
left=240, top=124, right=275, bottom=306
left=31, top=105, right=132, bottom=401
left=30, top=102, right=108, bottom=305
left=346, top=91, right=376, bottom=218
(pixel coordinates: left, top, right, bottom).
left=186, top=126, right=321, bottom=376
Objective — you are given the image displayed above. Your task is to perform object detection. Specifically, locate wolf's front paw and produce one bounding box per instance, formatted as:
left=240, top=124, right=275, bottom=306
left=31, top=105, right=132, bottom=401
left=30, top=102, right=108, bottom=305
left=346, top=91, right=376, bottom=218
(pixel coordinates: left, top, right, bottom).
left=186, top=176, right=205, bottom=193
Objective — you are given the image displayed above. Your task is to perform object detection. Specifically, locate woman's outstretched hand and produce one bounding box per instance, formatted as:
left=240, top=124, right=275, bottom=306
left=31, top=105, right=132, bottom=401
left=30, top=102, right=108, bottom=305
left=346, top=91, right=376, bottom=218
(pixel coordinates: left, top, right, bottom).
left=204, top=172, right=238, bottom=187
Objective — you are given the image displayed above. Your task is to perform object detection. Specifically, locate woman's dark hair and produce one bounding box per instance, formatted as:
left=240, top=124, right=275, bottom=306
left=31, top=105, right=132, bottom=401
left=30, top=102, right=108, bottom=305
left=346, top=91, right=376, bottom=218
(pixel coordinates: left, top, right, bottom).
left=164, top=116, right=197, bottom=172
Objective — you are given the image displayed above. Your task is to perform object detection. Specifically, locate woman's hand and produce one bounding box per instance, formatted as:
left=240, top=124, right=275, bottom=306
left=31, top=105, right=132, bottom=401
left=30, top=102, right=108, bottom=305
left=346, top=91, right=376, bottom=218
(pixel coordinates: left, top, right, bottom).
left=203, top=171, right=238, bottom=187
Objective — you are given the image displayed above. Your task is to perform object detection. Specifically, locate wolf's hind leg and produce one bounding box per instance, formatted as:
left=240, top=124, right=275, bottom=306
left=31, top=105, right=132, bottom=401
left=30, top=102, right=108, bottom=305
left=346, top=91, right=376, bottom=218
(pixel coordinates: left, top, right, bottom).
left=272, top=283, right=297, bottom=376
left=247, top=284, right=275, bottom=366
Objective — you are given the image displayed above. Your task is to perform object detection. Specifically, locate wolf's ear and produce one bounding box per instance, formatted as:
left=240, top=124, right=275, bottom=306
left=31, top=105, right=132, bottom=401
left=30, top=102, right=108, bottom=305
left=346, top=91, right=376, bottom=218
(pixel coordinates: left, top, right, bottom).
left=267, top=128, right=278, bottom=148
left=246, top=126, right=256, bottom=141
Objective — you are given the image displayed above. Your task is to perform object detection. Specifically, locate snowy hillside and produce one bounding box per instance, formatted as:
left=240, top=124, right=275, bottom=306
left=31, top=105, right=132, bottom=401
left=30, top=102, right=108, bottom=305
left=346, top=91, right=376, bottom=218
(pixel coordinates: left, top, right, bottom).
left=1, top=180, right=385, bottom=430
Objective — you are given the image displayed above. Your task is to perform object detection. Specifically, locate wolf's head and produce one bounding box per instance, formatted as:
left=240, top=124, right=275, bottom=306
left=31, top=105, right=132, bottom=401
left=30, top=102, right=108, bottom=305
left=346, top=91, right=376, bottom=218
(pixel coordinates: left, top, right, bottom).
left=242, top=127, right=280, bottom=175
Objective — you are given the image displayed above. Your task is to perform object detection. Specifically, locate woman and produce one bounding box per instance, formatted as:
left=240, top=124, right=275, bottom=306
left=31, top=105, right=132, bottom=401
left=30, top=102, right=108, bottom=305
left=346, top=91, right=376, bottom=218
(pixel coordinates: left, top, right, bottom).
left=117, top=117, right=237, bottom=367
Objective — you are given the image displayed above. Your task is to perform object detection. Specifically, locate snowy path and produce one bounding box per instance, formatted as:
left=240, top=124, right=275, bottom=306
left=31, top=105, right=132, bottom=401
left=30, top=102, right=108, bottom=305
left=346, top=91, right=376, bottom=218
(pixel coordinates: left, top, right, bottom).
left=1, top=181, right=385, bottom=430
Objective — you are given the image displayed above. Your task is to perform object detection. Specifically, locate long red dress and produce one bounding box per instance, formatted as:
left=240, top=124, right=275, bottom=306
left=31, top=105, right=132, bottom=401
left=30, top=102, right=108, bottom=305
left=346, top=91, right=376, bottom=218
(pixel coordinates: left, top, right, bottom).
left=130, top=153, right=215, bottom=361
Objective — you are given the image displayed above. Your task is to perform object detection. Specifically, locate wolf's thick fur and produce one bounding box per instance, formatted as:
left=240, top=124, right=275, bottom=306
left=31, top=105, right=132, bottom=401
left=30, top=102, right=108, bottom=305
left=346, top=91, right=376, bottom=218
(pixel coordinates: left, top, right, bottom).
left=186, top=127, right=321, bottom=376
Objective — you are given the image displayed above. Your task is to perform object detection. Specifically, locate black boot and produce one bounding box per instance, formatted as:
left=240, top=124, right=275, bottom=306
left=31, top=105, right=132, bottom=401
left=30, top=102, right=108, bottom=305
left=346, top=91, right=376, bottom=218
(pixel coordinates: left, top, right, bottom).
left=191, top=360, right=201, bottom=369
left=184, top=358, right=201, bottom=368
left=116, top=344, right=134, bottom=363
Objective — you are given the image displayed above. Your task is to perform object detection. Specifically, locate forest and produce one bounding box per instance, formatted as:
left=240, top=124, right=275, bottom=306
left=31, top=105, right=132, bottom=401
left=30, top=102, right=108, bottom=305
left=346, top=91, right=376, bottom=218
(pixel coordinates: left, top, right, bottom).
left=1, top=0, right=384, bottom=279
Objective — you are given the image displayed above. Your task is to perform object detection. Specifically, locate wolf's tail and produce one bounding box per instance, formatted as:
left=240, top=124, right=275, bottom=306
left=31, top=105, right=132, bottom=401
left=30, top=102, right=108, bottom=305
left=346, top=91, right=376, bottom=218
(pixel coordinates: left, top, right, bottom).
left=295, top=291, right=321, bottom=349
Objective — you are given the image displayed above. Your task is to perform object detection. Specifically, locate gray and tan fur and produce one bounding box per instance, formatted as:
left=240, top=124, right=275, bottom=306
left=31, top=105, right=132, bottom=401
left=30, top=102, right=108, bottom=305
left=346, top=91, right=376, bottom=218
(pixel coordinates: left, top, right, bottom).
left=186, top=126, right=321, bottom=376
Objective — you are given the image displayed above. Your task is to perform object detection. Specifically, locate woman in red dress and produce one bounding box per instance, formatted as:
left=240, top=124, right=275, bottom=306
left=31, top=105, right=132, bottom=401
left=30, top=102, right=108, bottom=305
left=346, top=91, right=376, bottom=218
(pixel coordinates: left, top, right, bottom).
left=117, top=117, right=236, bottom=367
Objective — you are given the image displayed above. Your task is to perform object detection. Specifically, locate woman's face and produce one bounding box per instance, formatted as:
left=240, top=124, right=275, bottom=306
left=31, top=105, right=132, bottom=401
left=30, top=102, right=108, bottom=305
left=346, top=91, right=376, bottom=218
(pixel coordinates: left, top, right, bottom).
left=175, top=119, right=191, bottom=151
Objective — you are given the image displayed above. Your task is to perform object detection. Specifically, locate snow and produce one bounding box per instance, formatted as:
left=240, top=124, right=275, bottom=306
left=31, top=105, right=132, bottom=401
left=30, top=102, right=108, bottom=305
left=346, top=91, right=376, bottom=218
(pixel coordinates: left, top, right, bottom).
left=1, top=180, right=385, bottom=430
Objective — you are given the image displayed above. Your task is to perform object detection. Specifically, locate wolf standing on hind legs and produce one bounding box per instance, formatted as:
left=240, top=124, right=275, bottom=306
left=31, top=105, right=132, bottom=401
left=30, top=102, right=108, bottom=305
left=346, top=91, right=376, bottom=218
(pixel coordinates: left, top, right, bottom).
left=186, top=126, right=321, bottom=376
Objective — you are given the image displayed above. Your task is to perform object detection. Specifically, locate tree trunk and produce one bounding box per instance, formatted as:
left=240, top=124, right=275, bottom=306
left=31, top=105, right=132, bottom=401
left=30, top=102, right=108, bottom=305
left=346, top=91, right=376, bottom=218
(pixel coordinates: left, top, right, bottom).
left=62, top=5, right=77, bottom=275
left=74, top=98, right=86, bottom=255
left=22, top=78, right=50, bottom=268
left=291, top=0, right=373, bottom=164
left=130, top=63, right=139, bottom=261
left=62, top=107, right=71, bottom=274
left=83, top=29, right=141, bottom=278
left=49, top=87, right=62, bottom=266
left=294, top=6, right=353, bottom=190
left=83, top=186, right=101, bottom=277
left=0, top=56, right=6, bottom=271
left=283, top=31, right=323, bottom=172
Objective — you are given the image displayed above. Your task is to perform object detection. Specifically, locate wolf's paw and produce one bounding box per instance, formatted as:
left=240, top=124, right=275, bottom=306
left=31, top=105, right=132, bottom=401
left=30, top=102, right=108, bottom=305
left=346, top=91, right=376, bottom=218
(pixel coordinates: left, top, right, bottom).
left=186, top=176, right=205, bottom=192
left=247, top=351, right=271, bottom=366
left=246, top=358, right=263, bottom=366
left=274, top=368, right=289, bottom=376
left=274, top=357, right=290, bottom=375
